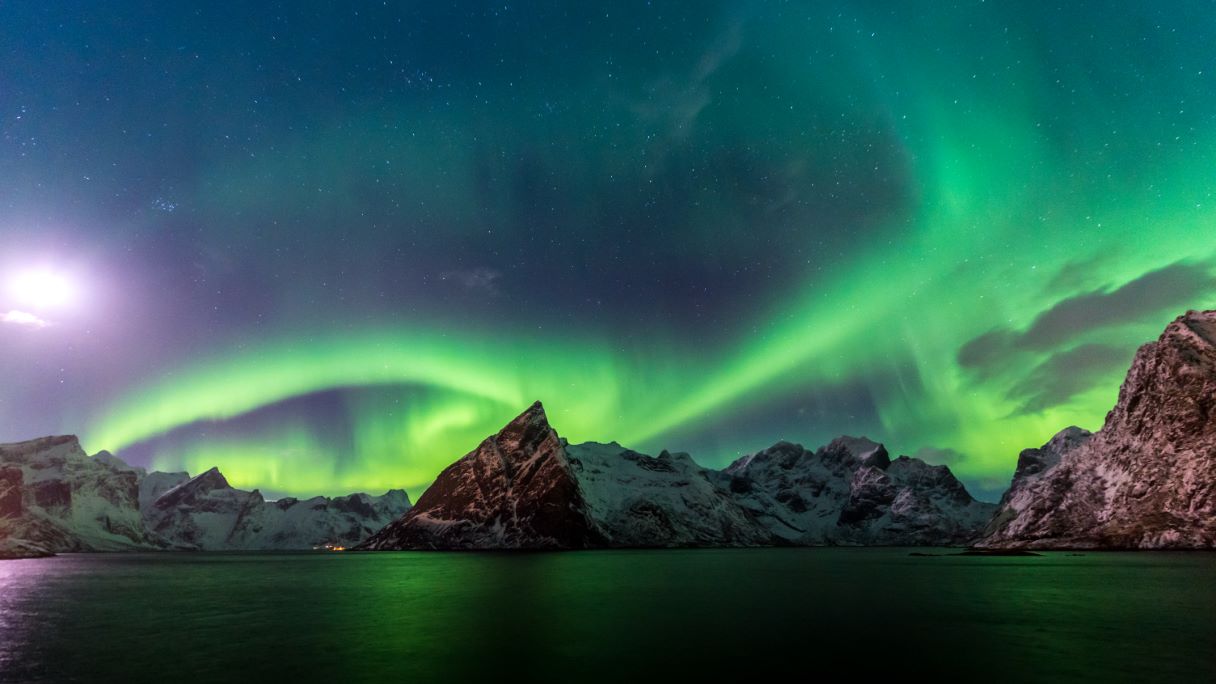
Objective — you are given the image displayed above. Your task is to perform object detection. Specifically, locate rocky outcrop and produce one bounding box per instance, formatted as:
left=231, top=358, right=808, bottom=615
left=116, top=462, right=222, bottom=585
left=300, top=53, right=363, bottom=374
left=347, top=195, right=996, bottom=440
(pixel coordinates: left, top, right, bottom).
left=360, top=402, right=995, bottom=550
left=0, top=466, right=22, bottom=518
left=980, top=310, right=1216, bottom=549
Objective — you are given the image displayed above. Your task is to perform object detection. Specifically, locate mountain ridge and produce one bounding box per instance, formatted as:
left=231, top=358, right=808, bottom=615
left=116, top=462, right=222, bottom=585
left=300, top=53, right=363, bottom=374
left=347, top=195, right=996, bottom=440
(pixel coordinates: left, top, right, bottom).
left=0, top=436, right=412, bottom=556
left=358, top=402, right=994, bottom=550
left=8, top=309, right=1214, bottom=556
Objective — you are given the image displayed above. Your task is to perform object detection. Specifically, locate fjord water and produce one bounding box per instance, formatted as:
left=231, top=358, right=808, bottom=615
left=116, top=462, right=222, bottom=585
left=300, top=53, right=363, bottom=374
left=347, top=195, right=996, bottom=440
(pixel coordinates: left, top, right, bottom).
left=2, top=550, right=1213, bottom=682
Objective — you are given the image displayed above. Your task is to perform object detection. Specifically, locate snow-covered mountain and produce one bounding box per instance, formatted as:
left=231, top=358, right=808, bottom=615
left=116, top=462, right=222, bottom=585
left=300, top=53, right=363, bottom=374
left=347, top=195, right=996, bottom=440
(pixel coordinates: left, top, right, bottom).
left=145, top=466, right=412, bottom=550
left=359, top=401, right=994, bottom=550
left=0, top=436, right=411, bottom=555
left=0, top=436, right=150, bottom=554
left=979, top=309, right=1216, bottom=549
left=720, top=438, right=995, bottom=546
left=569, top=441, right=773, bottom=547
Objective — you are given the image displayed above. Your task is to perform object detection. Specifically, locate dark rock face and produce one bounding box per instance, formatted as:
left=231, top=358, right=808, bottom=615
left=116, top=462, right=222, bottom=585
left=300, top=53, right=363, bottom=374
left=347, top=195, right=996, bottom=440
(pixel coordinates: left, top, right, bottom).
left=1106, top=310, right=1216, bottom=447
left=838, top=466, right=897, bottom=525
left=359, top=402, right=600, bottom=550
left=31, top=479, right=73, bottom=510
left=980, top=310, right=1216, bottom=549
left=0, top=467, right=22, bottom=518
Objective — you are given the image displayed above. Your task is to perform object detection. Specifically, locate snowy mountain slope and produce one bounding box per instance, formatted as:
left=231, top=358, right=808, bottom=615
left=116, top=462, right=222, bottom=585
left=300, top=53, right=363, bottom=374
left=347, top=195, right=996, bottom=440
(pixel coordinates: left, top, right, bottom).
left=719, top=437, right=994, bottom=545
left=0, top=436, right=151, bottom=552
left=144, top=466, right=413, bottom=550
left=568, top=441, right=772, bottom=547
left=138, top=470, right=190, bottom=510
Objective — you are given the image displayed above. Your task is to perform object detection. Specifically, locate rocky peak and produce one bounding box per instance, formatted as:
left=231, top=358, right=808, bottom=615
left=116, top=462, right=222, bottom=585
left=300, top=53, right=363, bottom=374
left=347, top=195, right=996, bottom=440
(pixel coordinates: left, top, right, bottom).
left=0, top=435, right=84, bottom=465
left=723, top=441, right=805, bottom=474
left=92, top=450, right=143, bottom=475
left=193, top=466, right=231, bottom=490
left=1177, top=308, right=1216, bottom=347
left=886, top=457, right=976, bottom=507
left=331, top=493, right=376, bottom=518
left=493, top=401, right=556, bottom=456
left=153, top=467, right=231, bottom=509
left=138, top=471, right=190, bottom=510
left=377, top=488, right=412, bottom=508
left=1102, top=309, right=1216, bottom=448
left=357, top=401, right=597, bottom=550
left=820, top=436, right=889, bottom=469
left=1004, top=426, right=1091, bottom=499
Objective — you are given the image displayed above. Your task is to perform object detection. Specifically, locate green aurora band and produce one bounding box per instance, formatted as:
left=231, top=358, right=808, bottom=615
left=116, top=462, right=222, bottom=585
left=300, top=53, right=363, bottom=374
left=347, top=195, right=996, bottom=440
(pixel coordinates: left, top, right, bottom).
left=83, top=3, right=1216, bottom=498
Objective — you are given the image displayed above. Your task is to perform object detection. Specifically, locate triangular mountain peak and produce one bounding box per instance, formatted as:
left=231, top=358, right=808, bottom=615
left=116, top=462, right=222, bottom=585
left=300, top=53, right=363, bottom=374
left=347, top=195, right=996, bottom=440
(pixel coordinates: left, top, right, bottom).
left=356, top=401, right=596, bottom=550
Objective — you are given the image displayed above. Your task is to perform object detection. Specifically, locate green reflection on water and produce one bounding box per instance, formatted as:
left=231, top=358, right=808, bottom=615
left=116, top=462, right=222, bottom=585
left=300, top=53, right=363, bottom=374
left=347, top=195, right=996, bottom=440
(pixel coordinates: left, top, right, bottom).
left=1, top=550, right=1214, bottom=682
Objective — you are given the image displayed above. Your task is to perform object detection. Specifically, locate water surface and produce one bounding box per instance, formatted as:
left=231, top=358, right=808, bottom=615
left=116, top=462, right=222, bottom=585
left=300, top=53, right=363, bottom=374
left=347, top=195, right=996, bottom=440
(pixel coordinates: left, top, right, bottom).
left=1, top=549, right=1213, bottom=682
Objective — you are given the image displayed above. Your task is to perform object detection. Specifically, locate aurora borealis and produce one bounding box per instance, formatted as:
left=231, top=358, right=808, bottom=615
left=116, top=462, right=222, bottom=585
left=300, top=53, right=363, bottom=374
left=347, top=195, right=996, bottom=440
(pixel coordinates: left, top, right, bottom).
left=1, top=1, right=1214, bottom=500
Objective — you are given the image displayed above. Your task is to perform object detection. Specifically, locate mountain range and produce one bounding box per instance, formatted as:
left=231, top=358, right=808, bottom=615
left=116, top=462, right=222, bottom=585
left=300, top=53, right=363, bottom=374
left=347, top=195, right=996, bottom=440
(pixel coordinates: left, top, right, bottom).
left=359, top=309, right=1216, bottom=551
left=4, top=309, right=1214, bottom=557
left=0, top=436, right=410, bottom=558
left=356, top=402, right=995, bottom=550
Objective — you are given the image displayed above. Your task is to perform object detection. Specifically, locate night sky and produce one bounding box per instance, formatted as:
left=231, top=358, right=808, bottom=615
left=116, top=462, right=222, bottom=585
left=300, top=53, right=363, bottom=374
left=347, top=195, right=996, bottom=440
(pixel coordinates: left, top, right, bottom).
left=2, top=1, right=1213, bottom=501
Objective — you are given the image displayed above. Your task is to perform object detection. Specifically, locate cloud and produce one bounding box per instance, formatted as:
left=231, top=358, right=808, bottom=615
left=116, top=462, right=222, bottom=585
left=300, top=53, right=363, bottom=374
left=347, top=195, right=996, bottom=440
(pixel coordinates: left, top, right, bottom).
left=956, top=329, right=1018, bottom=379
left=1007, top=343, right=1132, bottom=414
left=1017, top=261, right=1216, bottom=350
left=1046, top=252, right=1116, bottom=293
left=958, top=260, right=1216, bottom=377
left=2, top=310, right=51, bottom=328
left=439, top=268, right=502, bottom=296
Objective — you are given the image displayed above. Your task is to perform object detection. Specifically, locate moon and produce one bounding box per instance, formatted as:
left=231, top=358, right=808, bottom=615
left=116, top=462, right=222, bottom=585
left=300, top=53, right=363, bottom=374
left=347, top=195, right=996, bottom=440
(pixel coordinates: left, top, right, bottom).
left=8, top=268, right=78, bottom=310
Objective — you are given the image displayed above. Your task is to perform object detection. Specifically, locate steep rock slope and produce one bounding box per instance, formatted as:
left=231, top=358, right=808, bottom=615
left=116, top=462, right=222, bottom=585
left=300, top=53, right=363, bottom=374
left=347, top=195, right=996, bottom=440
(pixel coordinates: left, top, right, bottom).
left=358, top=402, right=600, bottom=549
left=981, top=310, right=1216, bottom=548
